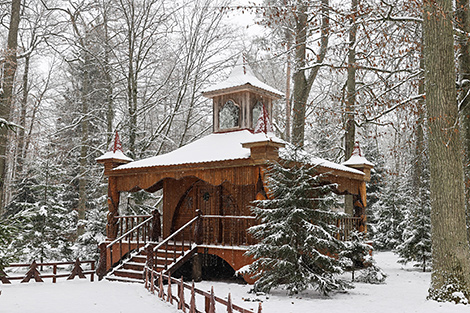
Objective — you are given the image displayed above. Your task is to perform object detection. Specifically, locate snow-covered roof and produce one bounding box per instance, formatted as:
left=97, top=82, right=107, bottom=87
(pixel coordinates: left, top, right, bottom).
left=202, top=56, right=284, bottom=98
left=342, top=154, right=374, bottom=167
left=116, top=130, right=283, bottom=170
left=96, top=150, right=134, bottom=163
left=96, top=131, right=134, bottom=163
left=341, top=141, right=374, bottom=167
left=115, top=130, right=364, bottom=177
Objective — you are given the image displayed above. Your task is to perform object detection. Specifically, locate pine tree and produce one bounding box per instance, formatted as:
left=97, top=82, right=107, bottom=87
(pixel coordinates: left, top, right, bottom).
left=340, top=231, right=370, bottom=282
left=396, top=185, right=431, bottom=272
left=340, top=231, right=387, bottom=284
left=6, top=159, right=75, bottom=262
left=0, top=216, right=16, bottom=271
left=247, top=147, right=351, bottom=296
left=372, top=172, right=406, bottom=250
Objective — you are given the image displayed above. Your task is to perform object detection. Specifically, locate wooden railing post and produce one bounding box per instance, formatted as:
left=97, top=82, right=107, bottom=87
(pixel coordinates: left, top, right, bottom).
left=52, top=264, right=57, bottom=283
left=194, top=210, right=203, bottom=245
left=96, top=242, right=108, bottom=281
left=151, top=210, right=161, bottom=242
left=146, top=244, right=155, bottom=293
left=190, top=281, right=196, bottom=313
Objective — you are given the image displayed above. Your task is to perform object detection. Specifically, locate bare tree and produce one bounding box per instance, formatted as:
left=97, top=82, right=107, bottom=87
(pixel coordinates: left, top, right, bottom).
left=0, top=0, right=21, bottom=212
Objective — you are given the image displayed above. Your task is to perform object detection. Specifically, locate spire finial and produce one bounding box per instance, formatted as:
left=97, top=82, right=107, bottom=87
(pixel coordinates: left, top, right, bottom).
left=242, top=52, right=247, bottom=75
left=351, top=141, right=362, bottom=157
left=111, top=131, right=123, bottom=153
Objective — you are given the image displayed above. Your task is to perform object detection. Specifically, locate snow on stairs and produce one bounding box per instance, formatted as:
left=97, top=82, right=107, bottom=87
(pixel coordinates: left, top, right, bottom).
left=105, top=241, right=195, bottom=284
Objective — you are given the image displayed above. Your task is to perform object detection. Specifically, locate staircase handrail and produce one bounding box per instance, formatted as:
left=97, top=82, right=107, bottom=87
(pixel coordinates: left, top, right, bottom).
left=107, top=215, right=153, bottom=249
left=152, top=215, right=200, bottom=253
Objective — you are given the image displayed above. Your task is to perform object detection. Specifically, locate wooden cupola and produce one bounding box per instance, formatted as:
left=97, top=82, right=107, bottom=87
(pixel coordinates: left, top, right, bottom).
left=96, top=131, right=133, bottom=176
left=202, top=55, right=284, bottom=133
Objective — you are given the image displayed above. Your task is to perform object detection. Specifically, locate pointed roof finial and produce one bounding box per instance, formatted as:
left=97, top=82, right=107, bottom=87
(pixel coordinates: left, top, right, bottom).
left=342, top=141, right=373, bottom=167
left=111, top=131, right=123, bottom=153
left=242, top=52, right=247, bottom=75
left=351, top=141, right=362, bottom=157
left=96, top=130, right=133, bottom=165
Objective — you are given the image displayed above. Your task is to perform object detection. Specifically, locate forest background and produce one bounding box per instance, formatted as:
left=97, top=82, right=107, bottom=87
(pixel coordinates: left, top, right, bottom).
left=0, top=0, right=458, bottom=298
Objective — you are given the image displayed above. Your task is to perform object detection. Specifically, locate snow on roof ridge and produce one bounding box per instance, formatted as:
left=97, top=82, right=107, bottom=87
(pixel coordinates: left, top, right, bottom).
left=202, top=56, right=284, bottom=97
left=115, top=130, right=361, bottom=177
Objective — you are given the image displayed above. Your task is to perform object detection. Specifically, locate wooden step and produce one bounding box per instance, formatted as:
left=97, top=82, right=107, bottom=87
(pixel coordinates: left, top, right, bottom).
left=123, top=262, right=145, bottom=271
left=113, top=269, right=144, bottom=280
left=106, top=276, right=144, bottom=284
left=130, top=255, right=147, bottom=264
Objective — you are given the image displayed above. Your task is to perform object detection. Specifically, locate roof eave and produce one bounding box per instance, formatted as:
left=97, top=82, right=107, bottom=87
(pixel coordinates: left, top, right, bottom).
left=202, top=84, right=284, bottom=100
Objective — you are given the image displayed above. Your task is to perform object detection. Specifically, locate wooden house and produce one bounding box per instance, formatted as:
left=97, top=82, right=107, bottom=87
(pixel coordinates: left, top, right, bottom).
left=95, top=57, right=373, bottom=283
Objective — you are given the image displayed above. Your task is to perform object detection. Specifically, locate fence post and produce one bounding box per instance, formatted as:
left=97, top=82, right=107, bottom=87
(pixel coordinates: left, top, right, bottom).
left=151, top=210, right=161, bottom=242
left=190, top=281, right=196, bottom=313
left=258, top=302, right=262, bottom=313
left=21, top=260, right=43, bottom=283
left=157, top=271, right=163, bottom=298
left=90, top=261, right=95, bottom=282
left=227, top=293, right=233, bottom=313
left=0, top=268, right=11, bottom=284
left=96, top=242, right=107, bottom=281
left=209, top=287, right=216, bottom=313
left=68, top=258, right=86, bottom=280
left=178, top=276, right=185, bottom=312
left=53, top=264, right=57, bottom=283
left=167, top=276, right=173, bottom=304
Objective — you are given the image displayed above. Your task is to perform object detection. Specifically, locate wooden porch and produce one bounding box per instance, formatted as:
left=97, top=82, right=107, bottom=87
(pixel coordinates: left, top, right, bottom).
left=96, top=209, right=365, bottom=283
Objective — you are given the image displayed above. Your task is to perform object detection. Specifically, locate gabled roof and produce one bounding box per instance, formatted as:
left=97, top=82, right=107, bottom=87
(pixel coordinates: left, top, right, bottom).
left=202, top=56, right=284, bottom=98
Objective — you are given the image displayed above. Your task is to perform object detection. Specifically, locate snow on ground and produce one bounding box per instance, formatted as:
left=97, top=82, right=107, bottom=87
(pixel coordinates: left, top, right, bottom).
left=0, top=252, right=468, bottom=313
left=0, top=279, right=178, bottom=313
left=194, top=252, right=468, bottom=313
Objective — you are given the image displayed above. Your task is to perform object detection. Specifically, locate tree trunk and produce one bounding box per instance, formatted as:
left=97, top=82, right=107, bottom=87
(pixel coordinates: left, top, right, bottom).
left=344, top=0, right=358, bottom=215
left=292, top=0, right=329, bottom=147
left=423, top=0, right=470, bottom=302
left=16, top=54, right=31, bottom=177
left=456, top=0, right=470, bottom=241
left=0, top=0, right=21, bottom=212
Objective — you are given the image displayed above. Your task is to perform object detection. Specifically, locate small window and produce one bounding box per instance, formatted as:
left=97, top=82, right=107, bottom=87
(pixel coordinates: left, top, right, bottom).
left=219, top=100, right=239, bottom=129
left=252, top=101, right=263, bottom=128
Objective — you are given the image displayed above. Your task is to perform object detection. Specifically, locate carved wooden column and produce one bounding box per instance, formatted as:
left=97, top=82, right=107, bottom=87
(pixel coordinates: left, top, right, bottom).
left=106, top=176, right=120, bottom=241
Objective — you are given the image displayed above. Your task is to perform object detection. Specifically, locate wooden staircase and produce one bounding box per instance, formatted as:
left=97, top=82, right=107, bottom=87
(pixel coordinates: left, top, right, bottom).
left=105, top=216, right=200, bottom=283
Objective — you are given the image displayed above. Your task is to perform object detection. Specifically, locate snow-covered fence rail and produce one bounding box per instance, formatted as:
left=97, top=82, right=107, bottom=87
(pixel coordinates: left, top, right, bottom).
left=144, top=269, right=261, bottom=313
left=0, top=259, right=95, bottom=284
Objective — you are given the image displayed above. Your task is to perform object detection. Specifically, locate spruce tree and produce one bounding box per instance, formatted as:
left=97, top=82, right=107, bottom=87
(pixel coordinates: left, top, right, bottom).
left=247, top=147, right=351, bottom=296
left=6, top=159, right=75, bottom=262
left=396, top=186, right=431, bottom=272
left=372, top=172, right=406, bottom=250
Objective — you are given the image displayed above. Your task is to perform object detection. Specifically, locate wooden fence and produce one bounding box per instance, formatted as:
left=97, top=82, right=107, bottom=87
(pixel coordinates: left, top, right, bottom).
left=144, top=268, right=261, bottom=313
left=0, top=259, right=95, bottom=284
